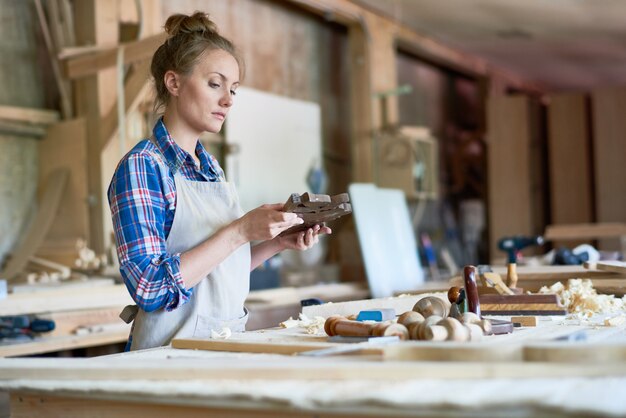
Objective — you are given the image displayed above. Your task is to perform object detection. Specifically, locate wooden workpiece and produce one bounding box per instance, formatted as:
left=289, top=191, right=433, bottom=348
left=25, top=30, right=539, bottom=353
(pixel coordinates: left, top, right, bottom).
left=281, top=192, right=352, bottom=235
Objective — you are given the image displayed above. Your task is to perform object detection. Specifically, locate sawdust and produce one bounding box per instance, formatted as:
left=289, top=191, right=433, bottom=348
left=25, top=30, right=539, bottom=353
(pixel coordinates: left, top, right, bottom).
left=279, top=313, right=326, bottom=334
left=539, top=279, right=626, bottom=320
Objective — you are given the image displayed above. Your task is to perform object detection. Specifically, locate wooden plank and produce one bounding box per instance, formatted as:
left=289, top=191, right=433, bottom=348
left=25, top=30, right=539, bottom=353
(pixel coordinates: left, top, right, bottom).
left=585, top=261, right=626, bottom=275
left=547, top=94, right=593, bottom=245
left=37, top=118, right=89, bottom=243
left=0, top=284, right=132, bottom=316
left=63, top=32, right=166, bottom=79
left=489, top=265, right=626, bottom=280
left=0, top=105, right=60, bottom=125
left=0, top=169, right=69, bottom=280
left=545, top=223, right=626, bottom=240
left=591, top=88, right=626, bottom=251
left=11, top=394, right=352, bottom=418
left=73, top=0, right=119, bottom=253
left=34, top=0, right=72, bottom=118
left=1, top=356, right=626, bottom=380
left=0, top=121, right=47, bottom=137
left=39, top=306, right=125, bottom=337
left=487, top=96, right=533, bottom=261
left=0, top=328, right=128, bottom=358
left=171, top=339, right=343, bottom=355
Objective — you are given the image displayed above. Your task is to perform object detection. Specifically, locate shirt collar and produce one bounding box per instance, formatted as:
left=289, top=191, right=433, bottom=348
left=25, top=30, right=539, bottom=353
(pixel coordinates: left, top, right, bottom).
left=152, top=118, right=187, bottom=174
left=152, top=118, right=222, bottom=180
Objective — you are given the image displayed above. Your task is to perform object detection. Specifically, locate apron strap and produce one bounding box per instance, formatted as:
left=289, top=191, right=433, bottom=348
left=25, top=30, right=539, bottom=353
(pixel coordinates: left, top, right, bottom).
left=119, top=305, right=139, bottom=324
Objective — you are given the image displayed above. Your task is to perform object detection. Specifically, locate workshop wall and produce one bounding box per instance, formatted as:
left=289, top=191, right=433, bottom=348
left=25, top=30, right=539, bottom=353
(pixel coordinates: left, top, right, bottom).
left=160, top=0, right=352, bottom=192
left=0, top=1, right=46, bottom=267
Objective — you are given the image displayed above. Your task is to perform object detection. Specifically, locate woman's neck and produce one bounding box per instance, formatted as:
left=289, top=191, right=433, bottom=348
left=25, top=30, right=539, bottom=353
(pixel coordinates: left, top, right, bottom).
left=162, top=111, right=199, bottom=158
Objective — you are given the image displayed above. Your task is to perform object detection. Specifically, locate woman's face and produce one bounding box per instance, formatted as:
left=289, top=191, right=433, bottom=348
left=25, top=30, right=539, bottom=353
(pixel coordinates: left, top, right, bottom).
left=175, top=49, right=240, bottom=134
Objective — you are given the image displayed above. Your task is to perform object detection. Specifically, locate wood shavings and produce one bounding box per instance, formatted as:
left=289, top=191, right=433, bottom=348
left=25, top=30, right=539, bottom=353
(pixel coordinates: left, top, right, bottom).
left=604, top=315, right=626, bottom=327
left=279, top=313, right=326, bottom=334
left=210, top=327, right=232, bottom=340
left=539, top=279, right=626, bottom=318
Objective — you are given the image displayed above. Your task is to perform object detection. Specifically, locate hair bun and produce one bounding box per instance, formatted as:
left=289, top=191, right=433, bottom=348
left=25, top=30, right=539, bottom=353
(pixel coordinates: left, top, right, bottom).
left=164, top=11, right=218, bottom=37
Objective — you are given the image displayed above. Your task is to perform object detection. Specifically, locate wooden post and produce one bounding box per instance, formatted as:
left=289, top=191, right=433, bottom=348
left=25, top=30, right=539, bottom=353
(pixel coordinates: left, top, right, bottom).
left=73, top=0, right=119, bottom=253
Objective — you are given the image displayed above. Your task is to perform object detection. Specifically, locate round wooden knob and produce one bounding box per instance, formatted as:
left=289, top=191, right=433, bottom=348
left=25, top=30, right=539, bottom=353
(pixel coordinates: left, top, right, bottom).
left=413, top=296, right=449, bottom=318
left=397, top=311, right=425, bottom=327
left=448, top=286, right=462, bottom=304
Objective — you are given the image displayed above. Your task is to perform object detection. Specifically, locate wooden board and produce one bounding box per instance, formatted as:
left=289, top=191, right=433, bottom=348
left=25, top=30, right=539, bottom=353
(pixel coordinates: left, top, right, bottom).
left=478, top=294, right=567, bottom=316
left=545, top=223, right=626, bottom=240
left=591, top=88, right=626, bottom=252
left=224, top=87, right=321, bottom=213
left=489, top=265, right=626, bottom=280
left=547, top=94, right=593, bottom=247
left=585, top=261, right=626, bottom=275
left=1, top=356, right=626, bottom=380
left=0, top=168, right=69, bottom=280
left=0, top=328, right=128, bottom=358
left=487, top=95, right=534, bottom=261
left=0, top=105, right=60, bottom=125
left=172, top=338, right=346, bottom=356
left=0, top=284, right=132, bottom=316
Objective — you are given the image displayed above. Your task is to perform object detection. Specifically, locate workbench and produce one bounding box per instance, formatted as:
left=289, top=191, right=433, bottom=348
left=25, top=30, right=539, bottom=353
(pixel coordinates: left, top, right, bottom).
left=0, top=281, right=368, bottom=357
left=2, top=298, right=626, bottom=417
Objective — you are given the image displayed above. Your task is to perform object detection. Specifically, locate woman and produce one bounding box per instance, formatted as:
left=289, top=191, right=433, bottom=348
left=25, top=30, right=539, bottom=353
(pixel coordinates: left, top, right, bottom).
left=108, top=11, right=330, bottom=351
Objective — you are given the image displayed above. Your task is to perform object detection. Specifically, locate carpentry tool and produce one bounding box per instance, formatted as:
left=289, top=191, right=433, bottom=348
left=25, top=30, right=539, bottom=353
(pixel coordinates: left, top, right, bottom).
left=460, top=266, right=514, bottom=335
left=498, top=235, right=544, bottom=288
left=0, top=315, right=55, bottom=340
left=450, top=266, right=568, bottom=316
left=281, top=192, right=352, bottom=236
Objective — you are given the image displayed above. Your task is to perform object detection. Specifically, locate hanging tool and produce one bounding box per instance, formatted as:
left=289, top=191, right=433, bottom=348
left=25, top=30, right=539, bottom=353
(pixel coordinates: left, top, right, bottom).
left=497, top=235, right=544, bottom=288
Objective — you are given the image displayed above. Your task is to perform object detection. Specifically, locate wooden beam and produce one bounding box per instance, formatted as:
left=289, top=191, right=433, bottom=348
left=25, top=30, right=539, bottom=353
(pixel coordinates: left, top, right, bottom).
left=0, top=105, right=60, bottom=125
left=284, top=0, right=544, bottom=93
left=34, top=0, right=72, bottom=118
left=63, top=32, right=166, bottom=79
left=73, top=0, right=119, bottom=253
left=0, top=121, right=47, bottom=137
left=99, top=60, right=151, bottom=152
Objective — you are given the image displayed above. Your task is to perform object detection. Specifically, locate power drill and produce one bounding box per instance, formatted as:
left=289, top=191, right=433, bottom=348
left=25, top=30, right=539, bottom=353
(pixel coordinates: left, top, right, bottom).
left=0, top=316, right=55, bottom=340
left=497, top=235, right=544, bottom=288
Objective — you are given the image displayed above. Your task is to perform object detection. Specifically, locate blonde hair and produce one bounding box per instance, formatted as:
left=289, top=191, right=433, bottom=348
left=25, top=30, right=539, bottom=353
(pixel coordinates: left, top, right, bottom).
left=151, top=11, right=244, bottom=112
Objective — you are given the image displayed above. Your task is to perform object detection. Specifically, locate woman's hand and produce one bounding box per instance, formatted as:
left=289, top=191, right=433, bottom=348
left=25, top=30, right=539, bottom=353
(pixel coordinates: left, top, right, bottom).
left=276, top=224, right=332, bottom=251
left=236, top=203, right=304, bottom=242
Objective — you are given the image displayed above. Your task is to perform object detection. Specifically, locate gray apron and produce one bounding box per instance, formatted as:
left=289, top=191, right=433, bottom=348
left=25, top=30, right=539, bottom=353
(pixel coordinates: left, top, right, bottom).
left=125, top=170, right=250, bottom=351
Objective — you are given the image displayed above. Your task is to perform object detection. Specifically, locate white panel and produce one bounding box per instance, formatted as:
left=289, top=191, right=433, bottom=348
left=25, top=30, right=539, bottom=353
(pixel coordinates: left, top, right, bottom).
left=349, top=183, right=424, bottom=298
left=224, top=87, right=321, bottom=212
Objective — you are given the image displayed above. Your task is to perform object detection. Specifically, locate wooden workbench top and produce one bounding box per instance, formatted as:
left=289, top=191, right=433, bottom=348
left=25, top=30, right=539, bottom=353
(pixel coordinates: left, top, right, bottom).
left=1, top=310, right=626, bottom=417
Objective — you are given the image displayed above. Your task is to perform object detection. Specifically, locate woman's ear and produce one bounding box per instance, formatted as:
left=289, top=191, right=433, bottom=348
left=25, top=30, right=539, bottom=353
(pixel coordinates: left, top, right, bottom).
left=164, top=70, right=181, bottom=97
